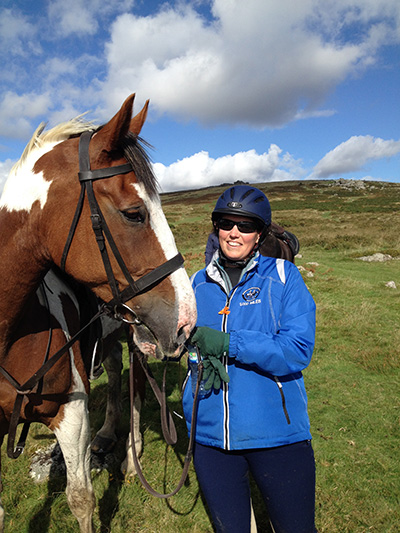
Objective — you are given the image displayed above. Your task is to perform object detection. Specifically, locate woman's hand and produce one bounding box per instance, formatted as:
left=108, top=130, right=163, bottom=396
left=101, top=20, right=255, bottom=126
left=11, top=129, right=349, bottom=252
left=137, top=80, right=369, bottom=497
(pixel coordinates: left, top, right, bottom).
left=191, top=327, right=231, bottom=390
left=191, top=326, right=230, bottom=358
left=203, top=357, right=230, bottom=389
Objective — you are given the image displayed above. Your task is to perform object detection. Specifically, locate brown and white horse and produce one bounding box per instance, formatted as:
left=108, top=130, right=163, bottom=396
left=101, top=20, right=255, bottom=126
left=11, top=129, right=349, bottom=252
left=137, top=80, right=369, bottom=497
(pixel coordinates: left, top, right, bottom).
left=0, top=94, right=196, bottom=532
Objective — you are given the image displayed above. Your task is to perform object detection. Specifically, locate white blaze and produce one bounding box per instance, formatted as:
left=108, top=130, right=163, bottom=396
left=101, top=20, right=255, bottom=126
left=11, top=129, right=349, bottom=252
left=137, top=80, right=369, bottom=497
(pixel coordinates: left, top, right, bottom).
left=133, top=183, right=197, bottom=332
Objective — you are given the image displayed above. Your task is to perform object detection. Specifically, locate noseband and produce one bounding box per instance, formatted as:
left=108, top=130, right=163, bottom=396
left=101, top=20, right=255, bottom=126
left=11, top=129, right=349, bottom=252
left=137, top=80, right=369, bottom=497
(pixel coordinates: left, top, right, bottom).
left=61, top=130, right=184, bottom=322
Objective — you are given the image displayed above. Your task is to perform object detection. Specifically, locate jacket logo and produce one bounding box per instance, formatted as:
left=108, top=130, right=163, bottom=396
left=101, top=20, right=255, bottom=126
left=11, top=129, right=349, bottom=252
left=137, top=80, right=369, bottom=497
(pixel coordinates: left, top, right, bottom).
left=242, top=287, right=261, bottom=301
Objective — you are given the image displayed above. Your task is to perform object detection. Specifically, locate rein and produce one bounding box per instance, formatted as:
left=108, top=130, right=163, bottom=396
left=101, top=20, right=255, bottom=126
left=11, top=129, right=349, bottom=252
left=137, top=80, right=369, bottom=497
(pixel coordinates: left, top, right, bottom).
left=128, top=338, right=202, bottom=498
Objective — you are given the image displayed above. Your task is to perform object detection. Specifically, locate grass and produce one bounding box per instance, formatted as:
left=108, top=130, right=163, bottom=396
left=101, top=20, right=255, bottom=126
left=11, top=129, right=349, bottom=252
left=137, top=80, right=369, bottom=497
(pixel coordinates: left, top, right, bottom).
left=1, top=179, right=400, bottom=531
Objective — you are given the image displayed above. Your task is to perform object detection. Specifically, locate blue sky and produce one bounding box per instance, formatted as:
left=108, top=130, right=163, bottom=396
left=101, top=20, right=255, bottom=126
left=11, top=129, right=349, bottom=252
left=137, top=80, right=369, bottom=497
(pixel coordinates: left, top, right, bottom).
left=0, top=0, right=399, bottom=192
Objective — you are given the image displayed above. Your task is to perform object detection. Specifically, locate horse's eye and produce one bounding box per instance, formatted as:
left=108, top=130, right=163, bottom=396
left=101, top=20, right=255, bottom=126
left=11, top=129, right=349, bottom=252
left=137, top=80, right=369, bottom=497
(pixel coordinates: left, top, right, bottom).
left=121, top=209, right=146, bottom=224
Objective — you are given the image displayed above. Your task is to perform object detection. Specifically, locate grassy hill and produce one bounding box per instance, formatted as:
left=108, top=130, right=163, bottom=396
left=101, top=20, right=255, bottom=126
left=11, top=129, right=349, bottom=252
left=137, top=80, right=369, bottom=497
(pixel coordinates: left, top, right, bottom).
left=2, top=179, right=400, bottom=532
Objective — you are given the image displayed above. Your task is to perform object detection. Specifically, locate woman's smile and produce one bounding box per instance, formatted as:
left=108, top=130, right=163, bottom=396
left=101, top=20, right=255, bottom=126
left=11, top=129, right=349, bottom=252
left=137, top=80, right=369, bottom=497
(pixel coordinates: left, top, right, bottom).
left=218, top=215, right=260, bottom=261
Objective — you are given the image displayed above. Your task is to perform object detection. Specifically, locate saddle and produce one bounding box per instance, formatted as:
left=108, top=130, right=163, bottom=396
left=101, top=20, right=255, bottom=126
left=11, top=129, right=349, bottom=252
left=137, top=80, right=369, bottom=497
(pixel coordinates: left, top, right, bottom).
left=259, top=222, right=300, bottom=263
left=48, top=267, right=105, bottom=379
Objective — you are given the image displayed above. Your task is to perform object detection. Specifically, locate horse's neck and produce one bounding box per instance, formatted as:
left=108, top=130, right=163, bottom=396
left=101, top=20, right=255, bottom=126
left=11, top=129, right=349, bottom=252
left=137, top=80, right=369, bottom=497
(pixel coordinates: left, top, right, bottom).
left=0, top=210, right=49, bottom=350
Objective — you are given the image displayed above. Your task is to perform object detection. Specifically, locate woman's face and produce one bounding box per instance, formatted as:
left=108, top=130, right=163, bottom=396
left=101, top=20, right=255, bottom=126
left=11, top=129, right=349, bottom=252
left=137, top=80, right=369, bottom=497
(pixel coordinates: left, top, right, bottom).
left=218, top=215, right=261, bottom=262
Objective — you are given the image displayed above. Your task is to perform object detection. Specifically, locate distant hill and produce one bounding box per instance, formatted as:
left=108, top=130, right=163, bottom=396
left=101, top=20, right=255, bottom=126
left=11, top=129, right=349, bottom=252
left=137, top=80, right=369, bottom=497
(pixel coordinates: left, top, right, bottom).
left=160, top=179, right=400, bottom=274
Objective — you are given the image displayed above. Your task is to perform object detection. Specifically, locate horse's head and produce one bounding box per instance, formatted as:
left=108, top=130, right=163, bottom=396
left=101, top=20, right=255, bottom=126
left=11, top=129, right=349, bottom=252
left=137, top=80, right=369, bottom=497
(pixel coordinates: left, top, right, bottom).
left=37, top=95, right=196, bottom=358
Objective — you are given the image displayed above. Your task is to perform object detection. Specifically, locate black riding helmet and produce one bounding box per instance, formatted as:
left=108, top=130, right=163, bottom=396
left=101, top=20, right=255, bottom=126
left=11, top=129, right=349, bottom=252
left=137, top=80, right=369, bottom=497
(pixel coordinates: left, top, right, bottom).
left=212, top=185, right=271, bottom=229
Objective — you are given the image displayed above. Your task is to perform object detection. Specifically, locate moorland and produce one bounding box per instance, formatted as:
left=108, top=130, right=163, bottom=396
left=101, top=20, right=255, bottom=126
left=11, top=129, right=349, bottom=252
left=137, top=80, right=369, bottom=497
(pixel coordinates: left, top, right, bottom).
left=2, top=179, right=399, bottom=532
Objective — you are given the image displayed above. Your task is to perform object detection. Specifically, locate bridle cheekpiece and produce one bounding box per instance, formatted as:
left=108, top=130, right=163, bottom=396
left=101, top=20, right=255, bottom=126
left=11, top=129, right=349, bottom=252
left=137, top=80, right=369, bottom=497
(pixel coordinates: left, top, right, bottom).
left=61, top=130, right=184, bottom=323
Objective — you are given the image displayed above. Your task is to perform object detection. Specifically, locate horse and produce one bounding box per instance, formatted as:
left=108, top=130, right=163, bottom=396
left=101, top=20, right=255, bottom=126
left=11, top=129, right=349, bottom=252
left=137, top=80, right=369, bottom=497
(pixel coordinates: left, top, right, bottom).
left=0, top=94, right=197, bottom=533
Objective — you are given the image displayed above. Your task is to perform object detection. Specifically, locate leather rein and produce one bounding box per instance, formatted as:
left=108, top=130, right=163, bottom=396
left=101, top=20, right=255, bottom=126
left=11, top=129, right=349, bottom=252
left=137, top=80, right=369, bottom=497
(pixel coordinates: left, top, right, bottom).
left=127, top=338, right=202, bottom=499
left=0, top=130, right=191, bottom=478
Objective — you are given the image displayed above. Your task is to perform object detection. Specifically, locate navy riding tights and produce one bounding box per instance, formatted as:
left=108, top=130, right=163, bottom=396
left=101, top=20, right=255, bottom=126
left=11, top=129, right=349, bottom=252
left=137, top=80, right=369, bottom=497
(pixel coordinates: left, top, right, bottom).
left=193, top=440, right=317, bottom=533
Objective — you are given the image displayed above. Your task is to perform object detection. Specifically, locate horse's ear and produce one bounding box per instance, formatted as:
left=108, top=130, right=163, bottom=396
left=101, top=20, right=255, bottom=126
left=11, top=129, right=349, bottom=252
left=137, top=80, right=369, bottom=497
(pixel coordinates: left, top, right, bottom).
left=130, top=100, right=149, bottom=136
left=92, top=94, right=136, bottom=154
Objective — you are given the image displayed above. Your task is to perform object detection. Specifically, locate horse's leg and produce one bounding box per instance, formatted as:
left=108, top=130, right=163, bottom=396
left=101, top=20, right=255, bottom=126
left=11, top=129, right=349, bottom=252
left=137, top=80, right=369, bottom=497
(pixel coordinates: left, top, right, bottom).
left=121, top=344, right=146, bottom=477
left=53, top=379, right=95, bottom=532
left=91, top=341, right=123, bottom=454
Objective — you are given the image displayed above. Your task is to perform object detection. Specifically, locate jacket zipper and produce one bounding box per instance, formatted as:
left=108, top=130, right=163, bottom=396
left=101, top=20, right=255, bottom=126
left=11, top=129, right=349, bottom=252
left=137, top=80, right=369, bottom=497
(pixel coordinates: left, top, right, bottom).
left=221, top=298, right=230, bottom=450
left=221, top=288, right=239, bottom=450
left=215, top=268, right=253, bottom=449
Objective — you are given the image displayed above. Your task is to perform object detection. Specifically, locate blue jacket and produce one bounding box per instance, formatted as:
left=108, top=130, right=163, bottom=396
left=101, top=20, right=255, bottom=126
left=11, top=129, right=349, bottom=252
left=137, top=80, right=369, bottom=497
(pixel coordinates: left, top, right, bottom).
left=182, top=252, right=316, bottom=451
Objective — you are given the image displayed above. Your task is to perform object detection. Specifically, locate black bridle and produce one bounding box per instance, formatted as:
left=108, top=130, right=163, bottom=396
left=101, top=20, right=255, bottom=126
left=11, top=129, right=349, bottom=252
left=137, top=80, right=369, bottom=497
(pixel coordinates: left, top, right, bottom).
left=0, top=129, right=186, bottom=459
left=61, top=129, right=184, bottom=323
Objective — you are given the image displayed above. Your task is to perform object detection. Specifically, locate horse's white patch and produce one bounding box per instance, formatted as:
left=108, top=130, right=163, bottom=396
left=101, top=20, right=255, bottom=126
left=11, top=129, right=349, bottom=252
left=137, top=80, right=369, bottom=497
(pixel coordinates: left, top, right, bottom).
left=53, top=348, right=92, bottom=493
left=0, top=142, right=59, bottom=212
left=133, top=183, right=197, bottom=331
left=39, top=270, right=92, bottom=486
left=51, top=357, right=89, bottom=432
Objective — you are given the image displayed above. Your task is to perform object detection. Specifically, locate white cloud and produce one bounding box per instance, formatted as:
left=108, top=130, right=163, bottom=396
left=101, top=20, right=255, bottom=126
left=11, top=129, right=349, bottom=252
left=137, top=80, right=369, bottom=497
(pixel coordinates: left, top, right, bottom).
left=47, top=0, right=136, bottom=37
left=313, top=135, right=400, bottom=178
left=101, top=0, right=400, bottom=126
left=0, top=159, right=14, bottom=195
left=153, top=145, right=305, bottom=192
left=0, top=92, right=51, bottom=138
left=1, top=1, right=399, bottom=136
left=47, top=0, right=98, bottom=37
left=0, top=8, right=39, bottom=56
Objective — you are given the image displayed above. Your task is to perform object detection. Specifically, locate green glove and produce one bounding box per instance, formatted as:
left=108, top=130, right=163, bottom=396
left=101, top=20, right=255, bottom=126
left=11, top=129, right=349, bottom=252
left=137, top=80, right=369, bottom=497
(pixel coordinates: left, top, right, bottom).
left=191, top=327, right=230, bottom=358
left=202, top=356, right=230, bottom=390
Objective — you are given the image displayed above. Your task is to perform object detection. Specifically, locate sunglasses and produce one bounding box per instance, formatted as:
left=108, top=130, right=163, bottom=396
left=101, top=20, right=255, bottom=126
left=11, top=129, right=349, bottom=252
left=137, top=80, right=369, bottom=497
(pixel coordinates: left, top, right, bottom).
left=217, top=218, right=259, bottom=234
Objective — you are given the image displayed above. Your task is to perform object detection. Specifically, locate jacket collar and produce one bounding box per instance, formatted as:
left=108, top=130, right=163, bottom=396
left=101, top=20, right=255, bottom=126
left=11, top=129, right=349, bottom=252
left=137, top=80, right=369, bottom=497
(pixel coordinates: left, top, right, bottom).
left=206, top=251, right=259, bottom=292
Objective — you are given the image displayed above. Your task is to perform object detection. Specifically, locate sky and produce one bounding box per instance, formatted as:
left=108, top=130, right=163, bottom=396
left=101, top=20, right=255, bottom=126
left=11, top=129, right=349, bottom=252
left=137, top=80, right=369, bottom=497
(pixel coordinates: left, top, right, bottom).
left=0, top=0, right=399, bottom=193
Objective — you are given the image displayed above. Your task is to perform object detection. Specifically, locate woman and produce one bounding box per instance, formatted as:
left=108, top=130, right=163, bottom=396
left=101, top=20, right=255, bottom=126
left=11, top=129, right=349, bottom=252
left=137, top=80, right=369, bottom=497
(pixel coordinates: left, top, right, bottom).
left=183, top=185, right=317, bottom=533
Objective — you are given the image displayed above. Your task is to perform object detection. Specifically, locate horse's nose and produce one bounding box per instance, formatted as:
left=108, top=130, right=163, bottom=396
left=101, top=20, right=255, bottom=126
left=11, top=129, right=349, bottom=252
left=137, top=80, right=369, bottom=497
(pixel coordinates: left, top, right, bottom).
left=174, top=276, right=197, bottom=346
left=176, top=322, right=194, bottom=346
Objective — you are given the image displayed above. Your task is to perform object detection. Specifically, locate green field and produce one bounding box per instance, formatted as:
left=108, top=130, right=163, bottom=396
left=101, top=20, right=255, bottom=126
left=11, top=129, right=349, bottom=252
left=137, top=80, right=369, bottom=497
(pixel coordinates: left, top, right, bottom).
left=2, top=179, right=400, bottom=531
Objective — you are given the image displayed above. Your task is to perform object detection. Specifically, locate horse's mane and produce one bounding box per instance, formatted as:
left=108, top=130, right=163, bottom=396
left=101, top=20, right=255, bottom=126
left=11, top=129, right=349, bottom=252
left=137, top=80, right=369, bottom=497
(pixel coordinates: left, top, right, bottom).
left=12, top=118, right=159, bottom=198
left=11, top=116, right=95, bottom=175
left=121, top=131, right=159, bottom=199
